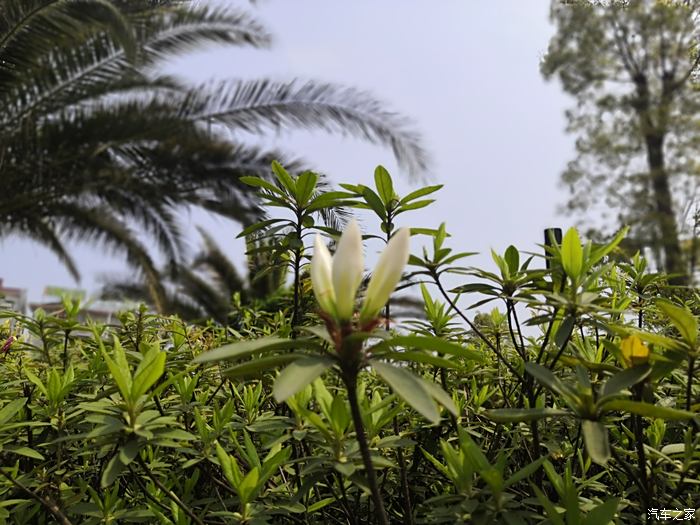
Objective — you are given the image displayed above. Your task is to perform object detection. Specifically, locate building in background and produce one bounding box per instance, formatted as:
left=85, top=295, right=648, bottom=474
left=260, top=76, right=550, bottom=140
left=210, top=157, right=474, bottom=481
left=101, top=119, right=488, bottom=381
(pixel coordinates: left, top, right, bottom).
left=29, top=286, right=132, bottom=324
left=0, top=278, right=28, bottom=314
left=1, top=280, right=134, bottom=323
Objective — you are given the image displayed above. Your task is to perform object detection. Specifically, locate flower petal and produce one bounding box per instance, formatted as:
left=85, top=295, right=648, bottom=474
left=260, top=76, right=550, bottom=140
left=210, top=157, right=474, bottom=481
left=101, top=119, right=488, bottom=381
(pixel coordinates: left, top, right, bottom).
left=311, top=233, right=336, bottom=316
left=332, top=219, right=364, bottom=320
left=360, top=228, right=410, bottom=323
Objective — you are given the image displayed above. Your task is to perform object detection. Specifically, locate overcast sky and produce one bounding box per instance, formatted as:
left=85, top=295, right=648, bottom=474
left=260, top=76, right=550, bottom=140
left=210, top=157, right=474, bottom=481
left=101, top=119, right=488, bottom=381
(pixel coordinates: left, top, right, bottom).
left=1, top=0, right=575, bottom=301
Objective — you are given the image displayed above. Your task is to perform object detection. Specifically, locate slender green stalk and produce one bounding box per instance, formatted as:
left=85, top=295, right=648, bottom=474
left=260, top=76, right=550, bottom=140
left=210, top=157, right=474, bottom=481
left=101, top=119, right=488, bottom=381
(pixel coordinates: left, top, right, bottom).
left=291, top=210, right=303, bottom=336
left=0, top=467, right=73, bottom=525
left=342, top=370, right=389, bottom=525
left=393, top=417, right=414, bottom=525
left=633, top=384, right=650, bottom=515
left=433, top=276, right=523, bottom=382
left=62, top=329, right=70, bottom=372
left=137, top=456, right=204, bottom=525
left=687, top=357, right=695, bottom=412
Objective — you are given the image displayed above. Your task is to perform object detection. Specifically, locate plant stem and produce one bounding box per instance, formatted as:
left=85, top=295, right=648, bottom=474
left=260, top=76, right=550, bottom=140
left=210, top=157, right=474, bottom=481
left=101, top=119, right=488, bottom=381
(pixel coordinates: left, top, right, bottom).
left=433, top=277, right=523, bottom=382
left=633, top=384, right=650, bottom=515
left=687, top=357, right=695, bottom=412
left=291, top=210, right=304, bottom=335
left=393, top=417, right=414, bottom=525
left=137, top=456, right=204, bottom=525
left=343, top=371, right=389, bottom=525
left=0, top=468, right=73, bottom=525
left=62, top=329, right=70, bottom=372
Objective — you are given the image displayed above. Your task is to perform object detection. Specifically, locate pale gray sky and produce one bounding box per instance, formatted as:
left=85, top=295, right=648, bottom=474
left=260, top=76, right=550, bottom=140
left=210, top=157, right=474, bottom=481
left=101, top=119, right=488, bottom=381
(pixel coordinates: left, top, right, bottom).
left=1, top=1, right=575, bottom=301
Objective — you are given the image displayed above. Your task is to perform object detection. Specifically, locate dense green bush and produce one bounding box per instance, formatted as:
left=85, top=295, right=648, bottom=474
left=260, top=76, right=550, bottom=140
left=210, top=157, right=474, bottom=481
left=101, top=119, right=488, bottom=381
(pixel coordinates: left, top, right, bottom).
left=0, top=166, right=698, bottom=524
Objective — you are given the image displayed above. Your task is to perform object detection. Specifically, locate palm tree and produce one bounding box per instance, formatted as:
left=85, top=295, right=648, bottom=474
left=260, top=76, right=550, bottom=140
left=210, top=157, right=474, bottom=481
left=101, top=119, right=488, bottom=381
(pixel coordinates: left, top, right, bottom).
left=0, top=0, right=428, bottom=309
left=101, top=229, right=289, bottom=324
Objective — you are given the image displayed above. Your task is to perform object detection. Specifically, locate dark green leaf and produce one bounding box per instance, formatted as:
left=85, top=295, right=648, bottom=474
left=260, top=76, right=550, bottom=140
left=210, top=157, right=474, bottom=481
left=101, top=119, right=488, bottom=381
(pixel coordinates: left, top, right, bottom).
left=372, top=361, right=440, bottom=423
left=193, top=337, right=302, bottom=364
left=400, top=185, right=443, bottom=204
left=581, top=498, right=619, bottom=525
left=484, top=408, right=571, bottom=423
left=600, top=365, right=650, bottom=399
left=361, top=187, right=387, bottom=219
left=273, top=356, right=334, bottom=402
left=602, top=400, right=697, bottom=420
left=581, top=420, right=610, bottom=465
left=374, top=165, right=394, bottom=205
left=296, top=171, right=318, bottom=206
left=222, top=354, right=306, bottom=379
left=656, top=299, right=697, bottom=347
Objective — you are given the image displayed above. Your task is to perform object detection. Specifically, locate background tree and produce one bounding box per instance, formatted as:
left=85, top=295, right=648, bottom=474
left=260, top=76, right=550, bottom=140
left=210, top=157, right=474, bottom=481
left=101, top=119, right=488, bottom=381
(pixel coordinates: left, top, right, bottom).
left=0, top=0, right=428, bottom=308
left=542, top=0, right=700, bottom=281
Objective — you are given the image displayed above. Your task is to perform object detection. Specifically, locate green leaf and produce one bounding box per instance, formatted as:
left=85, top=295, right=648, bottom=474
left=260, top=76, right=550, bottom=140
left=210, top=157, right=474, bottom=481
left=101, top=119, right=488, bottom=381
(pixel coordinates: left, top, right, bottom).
left=215, top=442, right=241, bottom=488
left=118, top=440, right=142, bottom=467
left=399, top=185, right=443, bottom=204
left=374, top=165, right=395, bottom=205
left=25, top=370, right=49, bottom=399
left=600, top=365, right=650, bottom=399
left=271, top=161, right=297, bottom=194
left=131, top=350, right=166, bottom=401
left=484, top=408, right=570, bottom=423
left=372, top=361, right=440, bottom=423
left=588, top=226, right=628, bottom=267
left=396, top=199, right=435, bottom=213
left=237, top=219, right=288, bottom=238
left=532, top=484, right=565, bottom=525
left=361, top=187, right=387, bottom=219
left=0, top=398, right=26, bottom=425
left=306, top=191, right=356, bottom=212
left=581, top=420, right=610, bottom=465
left=554, top=315, right=575, bottom=352
left=561, top=228, right=583, bottom=280
left=103, top=340, right=132, bottom=402
left=101, top=455, right=126, bottom=488
left=504, top=245, right=520, bottom=274
left=505, top=456, right=547, bottom=488
left=421, top=448, right=450, bottom=478
left=524, top=363, right=579, bottom=406
left=375, top=335, right=485, bottom=363
left=239, top=176, right=285, bottom=196
left=307, top=498, right=335, bottom=513
left=420, top=379, right=458, bottom=416
left=381, top=351, right=460, bottom=369
left=656, top=299, right=698, bottom=347
left=222, top=354, right=305, bottom=380
left=273, top=357, right=334, bottom=402
left=602, top=400, right=697, bottom=420
left=296, top=171, right=318, bottom=206
left=238, top=468, right=261, bottom=505
left=5, top=446, right=44, bottom=460
left=581, top=498, right=619, bottom=525
left=193, top=337, right=302, bottom=364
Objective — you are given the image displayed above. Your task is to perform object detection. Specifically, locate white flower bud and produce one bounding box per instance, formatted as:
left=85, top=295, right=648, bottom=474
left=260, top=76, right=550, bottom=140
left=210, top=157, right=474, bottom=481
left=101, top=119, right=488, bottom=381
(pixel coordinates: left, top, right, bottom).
left=332, top=219, right=364, bottom=320
left=311, top=233, right=336, bottom=317
left=360, top=228, right=410, bottom=323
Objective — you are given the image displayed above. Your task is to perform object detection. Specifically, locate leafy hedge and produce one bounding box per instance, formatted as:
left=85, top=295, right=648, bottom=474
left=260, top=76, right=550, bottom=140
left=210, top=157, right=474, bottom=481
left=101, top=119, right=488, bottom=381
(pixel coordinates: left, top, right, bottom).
left=0, top=166, right=698, bottom=524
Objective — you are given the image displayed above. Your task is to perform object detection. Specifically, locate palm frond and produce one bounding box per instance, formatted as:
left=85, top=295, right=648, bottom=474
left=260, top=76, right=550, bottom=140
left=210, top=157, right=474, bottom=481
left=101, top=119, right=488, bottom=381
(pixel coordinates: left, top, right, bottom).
left=180, top=79, right=430, bottom=177
left=0, top=0, right=135, bottom=90
left=193, top=228, right=248, bottom=298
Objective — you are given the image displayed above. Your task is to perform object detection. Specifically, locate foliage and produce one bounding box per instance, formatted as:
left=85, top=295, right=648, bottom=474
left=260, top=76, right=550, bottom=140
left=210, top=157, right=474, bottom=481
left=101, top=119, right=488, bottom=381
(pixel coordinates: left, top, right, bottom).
left=0, top=0, right=428, bottom=309
left=0, top=167, right=699, bottom=525
left=542, top=0, right=700, bottom=281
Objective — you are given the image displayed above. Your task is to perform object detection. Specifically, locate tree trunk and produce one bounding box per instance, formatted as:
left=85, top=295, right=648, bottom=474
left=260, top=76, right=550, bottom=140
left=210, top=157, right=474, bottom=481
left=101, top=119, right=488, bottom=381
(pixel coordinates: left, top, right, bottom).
left=644, top=132, right=686, bottom=283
